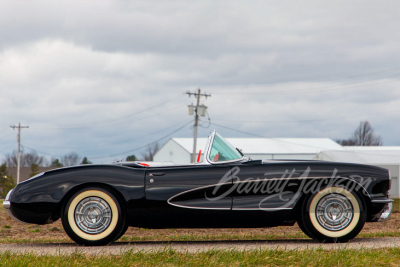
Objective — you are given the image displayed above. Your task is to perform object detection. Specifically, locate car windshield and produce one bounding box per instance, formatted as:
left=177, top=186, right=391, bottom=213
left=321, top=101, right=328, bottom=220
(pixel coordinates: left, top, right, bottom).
left=209, top=132, right=243, bottom=162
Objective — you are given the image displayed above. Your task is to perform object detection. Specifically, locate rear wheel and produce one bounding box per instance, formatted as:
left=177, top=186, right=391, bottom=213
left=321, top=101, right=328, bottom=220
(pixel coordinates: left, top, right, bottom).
left=62, top=187, right=126, bottom=246
left=297, top=219, right=313, bottom=239
left=299, top=187, right=366, bottom=243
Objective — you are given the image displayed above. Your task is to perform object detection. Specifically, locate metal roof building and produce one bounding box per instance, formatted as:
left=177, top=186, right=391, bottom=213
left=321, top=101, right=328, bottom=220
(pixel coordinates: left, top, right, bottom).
left=154, top=137, right=400, bottom=197
left=153, top=137, right=344, bottom=164
left=315, top=147, right=400, bottom=197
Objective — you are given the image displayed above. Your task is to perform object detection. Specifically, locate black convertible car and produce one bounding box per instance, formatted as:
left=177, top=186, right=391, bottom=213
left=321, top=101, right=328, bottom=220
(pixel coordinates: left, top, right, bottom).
left=3, top=130, right=393, bottom=245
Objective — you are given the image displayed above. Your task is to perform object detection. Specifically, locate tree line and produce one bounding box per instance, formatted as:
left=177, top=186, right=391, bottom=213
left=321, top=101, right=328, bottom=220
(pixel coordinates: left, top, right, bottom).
left=1, top=142, right=160, bottom=169
left=2, top=151, right=92, bottom=168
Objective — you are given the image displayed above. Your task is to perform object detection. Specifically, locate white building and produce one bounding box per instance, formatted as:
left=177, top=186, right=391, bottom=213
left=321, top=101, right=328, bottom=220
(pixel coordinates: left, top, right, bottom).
left=154, top=137, right=344, bottom=164
left=154, top=137, right=400, bottom=197
left=315, top=147, right=400, bottom=197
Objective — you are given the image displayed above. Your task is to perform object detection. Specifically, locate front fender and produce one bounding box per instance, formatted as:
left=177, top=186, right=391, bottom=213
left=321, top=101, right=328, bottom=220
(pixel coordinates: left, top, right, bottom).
left=8, top=164, right=145, bottom=224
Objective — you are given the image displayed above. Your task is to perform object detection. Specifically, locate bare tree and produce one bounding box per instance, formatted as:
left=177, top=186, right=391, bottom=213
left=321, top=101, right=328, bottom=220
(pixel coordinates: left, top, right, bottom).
left=337, top=121, right=382, bottom=146
left=3, top=151, right=19, bottom=167
left=3, top=150, right=48, bottom=167
left=61, top=152, right=80, bottom=166
left=141, top=142, right=159, bottom=161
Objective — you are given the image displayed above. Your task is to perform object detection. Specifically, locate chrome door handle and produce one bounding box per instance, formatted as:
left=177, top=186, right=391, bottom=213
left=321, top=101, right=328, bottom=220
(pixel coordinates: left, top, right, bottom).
left=149, top=172, right=165, bottom=177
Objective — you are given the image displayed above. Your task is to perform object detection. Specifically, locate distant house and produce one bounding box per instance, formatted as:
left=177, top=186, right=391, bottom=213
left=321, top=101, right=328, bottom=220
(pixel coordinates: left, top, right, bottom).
left=7, top=167, right=55, bottom=183
left=154, top=137, right=344, bottom=164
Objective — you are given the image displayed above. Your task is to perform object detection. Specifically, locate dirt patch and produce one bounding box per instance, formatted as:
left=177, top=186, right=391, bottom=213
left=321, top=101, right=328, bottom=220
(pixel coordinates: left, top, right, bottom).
left=1, top=207, right=399, bottom=243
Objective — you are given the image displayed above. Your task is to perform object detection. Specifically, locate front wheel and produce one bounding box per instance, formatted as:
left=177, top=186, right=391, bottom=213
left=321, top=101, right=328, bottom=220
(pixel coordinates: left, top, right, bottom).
left=62, top=187, right=126, bottom=246
left=299, top=187, right=366, bottom=243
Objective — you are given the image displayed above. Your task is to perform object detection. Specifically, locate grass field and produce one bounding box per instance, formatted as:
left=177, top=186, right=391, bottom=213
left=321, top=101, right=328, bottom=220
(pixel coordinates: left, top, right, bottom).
left=1, top=247, right=400, bottom=266
left=0, top=199, right=399, bottom=266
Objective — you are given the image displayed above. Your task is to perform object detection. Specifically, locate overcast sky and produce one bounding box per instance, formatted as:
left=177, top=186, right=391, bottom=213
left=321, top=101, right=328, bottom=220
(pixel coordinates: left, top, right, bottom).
left=1, top=0, right=400, bottom=164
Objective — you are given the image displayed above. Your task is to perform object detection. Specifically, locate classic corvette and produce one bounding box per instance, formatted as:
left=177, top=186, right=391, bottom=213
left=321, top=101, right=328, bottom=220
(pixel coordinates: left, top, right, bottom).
left=3, top=130, right=393, bottom=245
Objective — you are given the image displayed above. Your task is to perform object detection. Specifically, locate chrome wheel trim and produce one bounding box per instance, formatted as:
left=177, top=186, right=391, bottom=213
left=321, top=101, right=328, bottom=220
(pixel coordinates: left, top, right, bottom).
left=309, top=187, right=360, bottom=238
left=67, top=190, right=119, bottom=241
left=74, top=197, right=112, bottom=235
left=315, top=193, right=353, bottom=231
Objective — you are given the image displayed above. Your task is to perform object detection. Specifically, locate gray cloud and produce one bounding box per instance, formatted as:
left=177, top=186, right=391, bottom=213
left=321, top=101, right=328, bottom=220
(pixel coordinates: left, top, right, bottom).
left=1, top=0, right=400, bottom=163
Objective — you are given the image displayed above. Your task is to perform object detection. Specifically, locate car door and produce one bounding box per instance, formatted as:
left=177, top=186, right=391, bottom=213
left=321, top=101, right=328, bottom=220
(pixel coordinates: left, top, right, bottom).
left=230, top=163, right=304, bottom=211
left=145, top=164, right=233, bottom=213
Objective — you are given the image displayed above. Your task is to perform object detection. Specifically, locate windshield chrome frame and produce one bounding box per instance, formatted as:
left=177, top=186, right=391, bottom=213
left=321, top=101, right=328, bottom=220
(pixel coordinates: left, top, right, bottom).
left=204, top=130, right=247, bottom=165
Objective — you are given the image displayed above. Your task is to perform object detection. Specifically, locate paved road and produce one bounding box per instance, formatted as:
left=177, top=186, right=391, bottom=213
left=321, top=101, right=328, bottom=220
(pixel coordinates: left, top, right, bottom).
left=1, top=238, right=400, bottom=255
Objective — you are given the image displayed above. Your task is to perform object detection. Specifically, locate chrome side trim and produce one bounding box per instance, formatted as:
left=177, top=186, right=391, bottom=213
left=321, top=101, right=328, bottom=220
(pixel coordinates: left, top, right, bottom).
left=167, top=202, right=231, bottom=210
left=371, top=199, right=394, bottom=204
left=167, top=182, right=232, bottom=209
left=167, top=175, right=374, bottom=210
left=232, top=207, right=292, bottom=211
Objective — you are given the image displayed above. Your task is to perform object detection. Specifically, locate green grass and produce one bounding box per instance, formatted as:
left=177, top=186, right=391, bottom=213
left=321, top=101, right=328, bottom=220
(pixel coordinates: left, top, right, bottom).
left=119, top=231, right=310, bottom=243
left=0, top=247, right=400, bottom=266
left=393, top=198, right=400, bottom=213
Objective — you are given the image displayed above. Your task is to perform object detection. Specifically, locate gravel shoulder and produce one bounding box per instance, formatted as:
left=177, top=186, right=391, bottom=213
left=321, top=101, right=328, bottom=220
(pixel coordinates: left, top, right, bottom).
left=1, top=237, right=400, bottom=255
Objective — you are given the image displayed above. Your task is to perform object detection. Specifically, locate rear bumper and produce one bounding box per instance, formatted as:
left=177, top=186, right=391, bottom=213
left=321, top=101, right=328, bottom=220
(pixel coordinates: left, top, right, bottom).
left=371, top=198, right=393, bottom=222
left=377, top=202, right=393, bottom=222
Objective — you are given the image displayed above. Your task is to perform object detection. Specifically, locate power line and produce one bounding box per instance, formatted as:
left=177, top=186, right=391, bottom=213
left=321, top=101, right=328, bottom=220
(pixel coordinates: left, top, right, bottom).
left=38, top=95, right=184, bottom=130
left=210, top=122, right=263, bottom=137
left=22, top=119, right=194, bottom=161
left=212, top=107, right=400, bottom=124
left=22, top=145, right=62, bottom=158
left=209, top=122, right=345, bottom=153
left=23, top=118, right=193, bottom=151
left=82, top=119, right=194, bottom=160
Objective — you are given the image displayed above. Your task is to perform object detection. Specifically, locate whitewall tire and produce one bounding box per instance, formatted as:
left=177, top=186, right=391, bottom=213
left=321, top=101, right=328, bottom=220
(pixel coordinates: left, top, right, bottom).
left=299, top=187, right=366, bottom=242
left=62, top=187, right=126, bottom=246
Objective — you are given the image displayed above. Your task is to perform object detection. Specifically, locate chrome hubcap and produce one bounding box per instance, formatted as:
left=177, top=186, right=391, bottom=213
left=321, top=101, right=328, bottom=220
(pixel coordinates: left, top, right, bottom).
left=74, top=197, right=112, bottom=234
left=316, top=193, right=353, bottom=231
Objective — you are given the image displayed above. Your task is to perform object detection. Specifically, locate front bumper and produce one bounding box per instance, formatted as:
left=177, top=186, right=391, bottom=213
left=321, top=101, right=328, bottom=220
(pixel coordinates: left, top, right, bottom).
left=2, top=189, right=25, bottom=223
left=2, top=189, right=12, bottom=209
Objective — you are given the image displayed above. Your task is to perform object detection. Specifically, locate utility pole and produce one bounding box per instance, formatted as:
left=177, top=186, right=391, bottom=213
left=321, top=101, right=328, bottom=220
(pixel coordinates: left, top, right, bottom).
left=10, top=123, right=29, bottom=184
left=186, top=89, right=211, bottom=163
